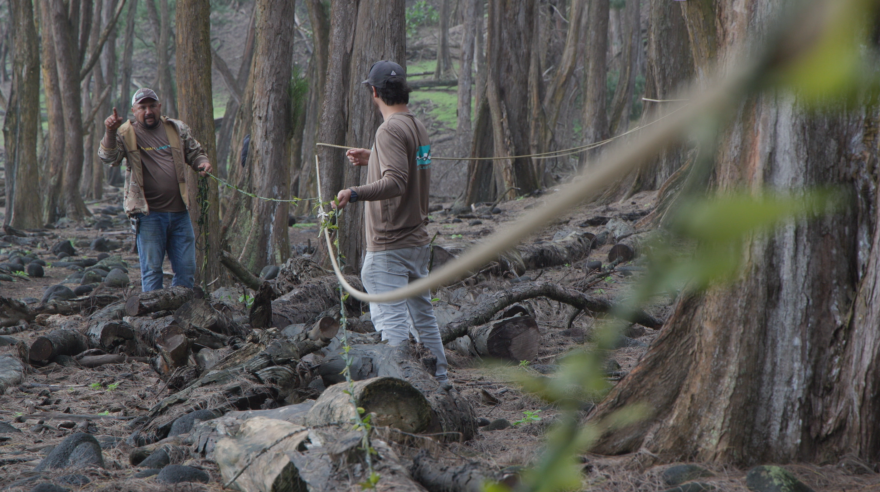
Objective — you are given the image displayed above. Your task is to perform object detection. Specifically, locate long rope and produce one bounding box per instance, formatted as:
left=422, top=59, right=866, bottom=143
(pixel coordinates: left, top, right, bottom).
left=317, top=60, right=755, bottom=304
left=206, top=171, right=319, bottom=204
left=316, top=104, right=687, bottom=161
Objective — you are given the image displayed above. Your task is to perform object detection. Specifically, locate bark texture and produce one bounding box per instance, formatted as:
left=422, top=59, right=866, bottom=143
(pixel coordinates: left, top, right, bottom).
left=175, top=0, right=222, bottom=290
left=39, top=0, right=66, bottom=224
left=590, top=1, right=880, bottom=465
left=224, top=0, right=296, bottom=273
left=4, top=0, right=42, bottom=228
left=578, top=0, right=610, bottom=167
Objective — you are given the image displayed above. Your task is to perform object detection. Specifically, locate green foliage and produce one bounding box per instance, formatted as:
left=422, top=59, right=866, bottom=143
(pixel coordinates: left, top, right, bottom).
left=519, top=360, right=531, bottom=368
left=90, top=383, right=102, bottom=390
left=450, top=234, right=463, bottom=239
left=405, top=0, right=439, bottom=38
left=107, top=382, right=120, bottom=391
left=512, top=410, right=542, bottom=426
left=12, top=271, right=27, bottom=278
left=98, top=410, right=111, bottom=416
left=239, top=293, right=254, bottom=310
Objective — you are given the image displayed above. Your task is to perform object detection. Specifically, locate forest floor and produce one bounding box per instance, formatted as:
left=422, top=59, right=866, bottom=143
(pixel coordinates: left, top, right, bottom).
left=1, top=185, right=879, bottom=491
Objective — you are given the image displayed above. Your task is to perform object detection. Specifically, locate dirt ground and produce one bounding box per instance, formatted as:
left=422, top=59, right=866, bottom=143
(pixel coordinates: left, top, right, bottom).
left=2, top=184, right=879, bottom=491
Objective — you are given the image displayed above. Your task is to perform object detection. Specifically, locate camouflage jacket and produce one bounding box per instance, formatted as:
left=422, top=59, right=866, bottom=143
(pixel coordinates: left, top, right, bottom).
left=98, top=117, right=208, bottom=216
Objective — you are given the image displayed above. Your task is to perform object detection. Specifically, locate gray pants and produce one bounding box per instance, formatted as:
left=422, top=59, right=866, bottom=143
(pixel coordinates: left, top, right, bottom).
left=361, top=245, right=448, bottom=379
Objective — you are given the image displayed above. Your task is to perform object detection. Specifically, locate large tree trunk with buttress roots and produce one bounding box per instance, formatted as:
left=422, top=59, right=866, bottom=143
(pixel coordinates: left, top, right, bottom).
left=589, top=1, right=880, bottom=465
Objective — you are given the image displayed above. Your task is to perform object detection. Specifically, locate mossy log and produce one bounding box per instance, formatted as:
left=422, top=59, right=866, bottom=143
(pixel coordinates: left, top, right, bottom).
left=29, top=329, right=88, bottom=362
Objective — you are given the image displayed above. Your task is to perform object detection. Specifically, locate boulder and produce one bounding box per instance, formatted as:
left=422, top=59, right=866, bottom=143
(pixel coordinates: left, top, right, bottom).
left=155, top=465, right=210, bottom=484
left=104, top=269, right=130, bottom=288
left=137, top=448, right=170, bottom=469
left=73, top=285, right=97, bottom=296
left=746, top=466, right=813, bottom=492
left=80, top=270, right=103, bottom=285
left=663, top=465, right=715, bottom=486
left=51, top=241, right=76, bottom=257
left=34, top=433, right=104, bottom=471
left=168, top=409, right=218, bottom=437
left=259, top=265, right=280, bottom=280
left=90, top=237, right=111, bottom=252
left=27, top=263, right=44, bottom=278
left=41, top=285, right=76, bottom=303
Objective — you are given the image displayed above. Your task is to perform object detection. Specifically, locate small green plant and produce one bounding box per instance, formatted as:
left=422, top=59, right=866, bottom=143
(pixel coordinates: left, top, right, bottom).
left=90, top=382, right=102, bottom=390
left=604, top=276, right=615, bottom=283
left=595, top=288, right=606, bottom=295
left=564, top=263, right=570, bottom=267
left=431, top=297, right=440, bottom=303
left=239, top=293, right=255, bottom=310
left=519, top=360, right=531, bottom=368
left=405, top=0, right=438, bottom=38
left=12, top=271, right=27, bottom=278
left=450, top=234, right=463, bottom=239
left=98, top=410, right=111, bottom=416
left=512, top=409, right=542, bottom=426
left=107, top=382, right=120, bottom=391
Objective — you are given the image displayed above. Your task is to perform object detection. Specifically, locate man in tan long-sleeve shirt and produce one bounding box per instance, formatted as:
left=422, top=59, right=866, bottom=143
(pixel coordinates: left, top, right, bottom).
left=333, top=61, right=450, bottom=389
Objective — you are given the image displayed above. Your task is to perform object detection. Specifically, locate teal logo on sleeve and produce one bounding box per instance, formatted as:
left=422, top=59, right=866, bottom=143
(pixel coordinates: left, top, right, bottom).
left=417, top=145, right=432, bottom=169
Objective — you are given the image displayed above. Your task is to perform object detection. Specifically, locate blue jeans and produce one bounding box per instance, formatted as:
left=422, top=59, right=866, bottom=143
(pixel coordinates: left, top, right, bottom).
left=136, top=211, right=196, bottom=292
left=361, top=245, right=448, bottom=379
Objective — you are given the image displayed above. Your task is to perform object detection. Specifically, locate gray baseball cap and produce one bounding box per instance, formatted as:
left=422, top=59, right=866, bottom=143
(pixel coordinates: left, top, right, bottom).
left=132, top=88, right=159, bottom=106
left=361, top=61, right=405, bottom=89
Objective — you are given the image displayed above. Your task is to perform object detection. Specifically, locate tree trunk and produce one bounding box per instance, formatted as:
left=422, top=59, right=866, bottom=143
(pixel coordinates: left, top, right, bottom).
left=0, top=356, right=25, bottom=395
left=116, top=0, right=137, bottom=113
left=455, top=0, right=480, bottom=153
left=40, top=0, right=66, bottom=225
left=50, top=0, right=91, bottom=221
left=293, top=0, right=330, bottom=216
left=80, top=0, right=101, bottom=199
left=625, top=0, right=695, bottom=194
left=223, top=0, right=295, bottom=274
left=152, top=0, right=177, bottom=117
left=608, top=0, right=639, bottom=135
left=465, top=0, right=539, bottom=205
left=85, top=320, right=138, bottom=353
left=175, top=0, right=222, bottom=291
left=578, top=0, right=610, bottom=167
left=434, top=0, right=453, bottom=79
left=589, top=1, right=880, bottom=466
left=214, top=6, right=255, bottom=178
left=4, top=0, right=43, bottom=228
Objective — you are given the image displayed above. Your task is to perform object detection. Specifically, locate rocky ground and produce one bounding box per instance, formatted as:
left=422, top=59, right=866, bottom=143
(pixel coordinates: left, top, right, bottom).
left=0, top=182, right=877, bottom=492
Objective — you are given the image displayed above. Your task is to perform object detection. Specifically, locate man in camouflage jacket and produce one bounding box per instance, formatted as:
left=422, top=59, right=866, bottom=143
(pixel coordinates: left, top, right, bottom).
left=98, top=88, right=212, bottom=292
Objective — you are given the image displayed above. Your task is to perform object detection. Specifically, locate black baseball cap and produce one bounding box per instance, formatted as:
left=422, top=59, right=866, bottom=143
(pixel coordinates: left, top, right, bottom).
left=362, top=61, right=405, bottom=89
left=132, top=88, right=159, bottom=106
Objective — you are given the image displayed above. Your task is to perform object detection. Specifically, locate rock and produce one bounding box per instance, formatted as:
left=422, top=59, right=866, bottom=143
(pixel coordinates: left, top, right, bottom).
left=96, top=436, right=123, bottom=449
left=103, top=269, right=129, bottom=288
left=484, top=419, right=511, bottom=431
left=35, top=433, right=104, bottom=471
left=0, top=274, right=13, bottom=282
left=138, top=448, right=170, bottom=469
left=581, top=216, right=610, bottom=227
left=606, top=218, right=635, bottom=242
left=94, top=255, right=128, bottom=272
left=96, top=253, right=109, bottom=261
left=0, top=421, right=22, bottom=433
left=469, top=220, right=483, bottom=226
left=594, top=231, right=609, bottom=247
left=585, top=260, right=603, bottom=271
left=663, top=484, right=716, bottom=492
left=288, top=214, right=297, bottom=226
left=27, top=263, right=44, bottom=278
left=492, top=207, right=502, bottom=214
left=51, top=241, right=76, bottom=257
left=73, top=285, right=97, bottom=296
left=168, top=409, right=218, bottom=437
left=56, top=252, right=70, bottom=260
left=531, top=364, right=558, bottom=375
left=155, top=465, right=210, bottom=484
left=94, top=218, right=112, bottom=230
left=259, top=265, right=280, bottom=280
left=41, top=285, right=76, bottom=303
left=663, top=464, right=714, bottom=486
left=611, top=336, right=647, bottom=349
left=29, top=484, right=69, bottom=492
left=80, top=270, right=103, bottom=285
left=54, top=355, right=77, bottom=367
left=624, top=324, right=649, bottom=338
left=84, top=267, right=109, bottom=278
left=746, top=466, right=814, bottom=492
left=90, top=237, right=110, bottom=252
left=56, top=474, right=90, bottom=486
left=476, top=417, right=491, bottom=427
left=134, top=468, right=161, bottom=478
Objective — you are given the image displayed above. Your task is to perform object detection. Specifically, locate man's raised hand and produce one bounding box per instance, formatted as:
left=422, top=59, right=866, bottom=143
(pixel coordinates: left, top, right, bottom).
left=104, top=107, right=124, bottom=132
left=345, top=148, right=371, bottom=166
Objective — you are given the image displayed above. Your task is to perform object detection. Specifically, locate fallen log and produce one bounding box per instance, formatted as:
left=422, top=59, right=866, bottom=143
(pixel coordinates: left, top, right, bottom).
left=128, top=316, right=192, bottom=372
left=0, top=355, right=24, bottom=394
left=468, top=315, right=541, bottom=362
left=304, top=377, right=432, bottom=433
left=219, top=250, right=262, bottom=291
left=440, top=282, right=662, bottom=346
left=124, top=287, right=194, bottom=316
left=77, top=354, right=150, bottom=368
left=30, top=329, right=89, bottom=363
left=85, top=320, right=140, bottom=354
left=144, top=321, right=341, bottom=439
left=215, top=418, right=428, bottom=492
left=174, top=298, right=242, bottom=337
left=432, top=231, right=594, bottom=276
left=318, top=341, right=477, bottom=441
left=411, top=450, right=509, bottom=492
left=1, top=294, right=121, bottom=325
left=271, top=275, right=364, bottom=328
